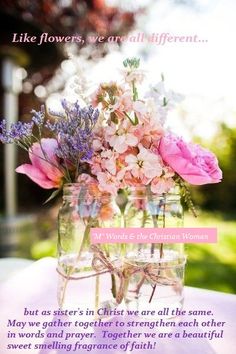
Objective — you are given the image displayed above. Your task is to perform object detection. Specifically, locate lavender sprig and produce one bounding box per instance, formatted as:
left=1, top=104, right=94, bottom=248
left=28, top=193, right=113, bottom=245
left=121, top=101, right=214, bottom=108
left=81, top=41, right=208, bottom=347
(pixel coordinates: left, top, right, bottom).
left=31, top=106, right=45, bottom=126
left=0, top=119, right=33, bottom=145
left=47, top=99, right=99, bottom=179
left=0, top=99, right=100, bottom=185
left=0, top=120, right=10, bottom=143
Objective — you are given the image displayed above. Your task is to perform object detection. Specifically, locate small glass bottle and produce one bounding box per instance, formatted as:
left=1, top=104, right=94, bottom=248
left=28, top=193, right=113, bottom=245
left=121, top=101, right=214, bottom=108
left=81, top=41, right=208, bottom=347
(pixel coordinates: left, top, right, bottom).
left=57, top=183, right=121, bottom=313
left=123, top=186, right=186, bottom=316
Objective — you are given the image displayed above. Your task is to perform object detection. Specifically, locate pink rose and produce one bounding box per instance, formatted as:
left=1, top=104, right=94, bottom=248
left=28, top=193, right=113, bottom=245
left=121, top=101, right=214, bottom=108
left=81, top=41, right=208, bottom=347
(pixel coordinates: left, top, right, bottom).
left=16, top=138, right=63, bottom=189
left=159, top=134, right=222, bottom=185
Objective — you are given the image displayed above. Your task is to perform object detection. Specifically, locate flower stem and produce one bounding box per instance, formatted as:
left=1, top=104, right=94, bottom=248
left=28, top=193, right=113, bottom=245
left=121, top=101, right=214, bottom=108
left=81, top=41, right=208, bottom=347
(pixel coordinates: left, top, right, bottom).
left=146, top=186, right=158, bottom=257
left=95, top=275, right=100, bottom=317
left=147, top=189, right=166, bottom=303
left=58, top=218, right=92, bottom=308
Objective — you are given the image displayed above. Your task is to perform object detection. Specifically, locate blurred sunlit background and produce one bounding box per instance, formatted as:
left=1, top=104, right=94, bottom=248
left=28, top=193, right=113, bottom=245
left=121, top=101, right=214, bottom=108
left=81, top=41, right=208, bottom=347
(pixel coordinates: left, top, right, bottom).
left=0, top=0, right=235, bottom=293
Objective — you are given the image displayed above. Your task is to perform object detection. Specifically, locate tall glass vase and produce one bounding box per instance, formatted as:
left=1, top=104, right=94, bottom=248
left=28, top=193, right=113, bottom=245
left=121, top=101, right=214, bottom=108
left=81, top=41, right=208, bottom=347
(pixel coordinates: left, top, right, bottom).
left=57, top=183, right=121, bottom=313
left=123, top=186, right=186, bottom=316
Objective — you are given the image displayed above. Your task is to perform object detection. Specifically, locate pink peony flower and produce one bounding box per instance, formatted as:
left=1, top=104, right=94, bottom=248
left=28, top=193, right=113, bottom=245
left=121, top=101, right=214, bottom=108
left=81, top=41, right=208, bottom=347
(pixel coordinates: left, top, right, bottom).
left=16, top=138, right=64, bottom=189
left=159, top=134, right=222, bottom=185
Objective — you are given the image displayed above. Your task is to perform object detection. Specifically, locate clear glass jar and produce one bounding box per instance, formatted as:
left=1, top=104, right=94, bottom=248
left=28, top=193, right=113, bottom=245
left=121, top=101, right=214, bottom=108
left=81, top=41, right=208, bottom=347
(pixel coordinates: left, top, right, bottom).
left=57, top=183, right=121, bottom=313
left=123, top=186, right=186, bottom=316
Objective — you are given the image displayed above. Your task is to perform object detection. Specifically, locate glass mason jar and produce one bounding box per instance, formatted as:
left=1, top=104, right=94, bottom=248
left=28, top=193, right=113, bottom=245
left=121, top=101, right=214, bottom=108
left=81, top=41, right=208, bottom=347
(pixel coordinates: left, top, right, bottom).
left=57, top=183, right=121, bottom=313
left=123, top=186, right=186, bottom=316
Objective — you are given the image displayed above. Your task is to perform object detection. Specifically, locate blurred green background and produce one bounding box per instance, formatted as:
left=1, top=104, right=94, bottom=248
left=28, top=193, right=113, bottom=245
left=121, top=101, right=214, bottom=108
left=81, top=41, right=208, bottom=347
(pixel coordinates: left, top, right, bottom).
left=185, top=212, right=236, bottom=294
left=185, top=124, right=236, bottom=294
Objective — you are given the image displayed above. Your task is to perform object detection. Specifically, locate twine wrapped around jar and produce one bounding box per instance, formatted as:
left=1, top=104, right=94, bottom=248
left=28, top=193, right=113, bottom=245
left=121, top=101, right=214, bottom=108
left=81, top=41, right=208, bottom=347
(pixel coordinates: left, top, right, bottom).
left=57, top=244, right=185, bottom=307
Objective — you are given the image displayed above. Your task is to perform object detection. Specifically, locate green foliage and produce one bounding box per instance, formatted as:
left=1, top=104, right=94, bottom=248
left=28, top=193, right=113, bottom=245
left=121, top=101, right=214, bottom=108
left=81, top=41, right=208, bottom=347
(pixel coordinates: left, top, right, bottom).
left=31, top=239, right=57, bottom=259
left=192, top=124, right=236, bottom=212
left=123, top=57, right=140, bottom=69
left=184, top=212, right=236, bottom=294
left=176, top=176, right=197, bottom=217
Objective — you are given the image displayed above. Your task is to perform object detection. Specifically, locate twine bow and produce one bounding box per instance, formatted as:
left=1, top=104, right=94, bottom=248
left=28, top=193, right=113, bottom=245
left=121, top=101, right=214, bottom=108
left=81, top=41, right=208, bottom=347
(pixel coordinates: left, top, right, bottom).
left=124, top=262, right=179, bottom=286
left=90, top=245, right=125, bottom=304
left=91, top=245, right=180, bottom=304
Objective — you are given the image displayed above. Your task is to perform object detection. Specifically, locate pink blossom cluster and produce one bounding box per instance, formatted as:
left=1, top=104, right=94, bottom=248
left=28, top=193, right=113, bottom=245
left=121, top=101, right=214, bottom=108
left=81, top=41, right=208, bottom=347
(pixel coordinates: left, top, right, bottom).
left=89, top=64, right=222, bottom=196
left=90, top=95, right=175, bottom=195
left=11, top=59, right=222, bottom=194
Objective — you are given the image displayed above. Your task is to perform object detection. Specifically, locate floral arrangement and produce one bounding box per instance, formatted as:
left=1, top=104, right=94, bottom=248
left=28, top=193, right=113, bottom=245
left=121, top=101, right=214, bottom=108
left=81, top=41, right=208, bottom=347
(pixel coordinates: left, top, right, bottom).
left=0, top=58, right=223, bottom=308
left=0, top=57, right=222, bottom=207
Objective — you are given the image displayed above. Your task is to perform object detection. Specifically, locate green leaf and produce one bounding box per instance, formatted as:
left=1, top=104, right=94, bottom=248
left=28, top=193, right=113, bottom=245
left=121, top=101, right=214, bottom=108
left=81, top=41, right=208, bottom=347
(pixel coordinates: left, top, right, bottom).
left=124, top=112, right=135, bottom=125
left=133, top=113, right=139, bottom=125
left=123, top=57, right=140, bottom=69
left=43, top=188, right=62, bottom=204
left=175, top=176, right=197, bottom=217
